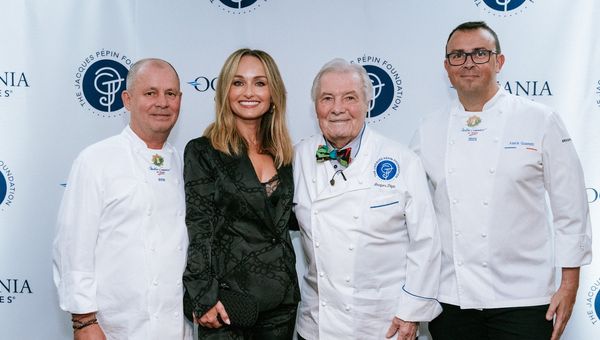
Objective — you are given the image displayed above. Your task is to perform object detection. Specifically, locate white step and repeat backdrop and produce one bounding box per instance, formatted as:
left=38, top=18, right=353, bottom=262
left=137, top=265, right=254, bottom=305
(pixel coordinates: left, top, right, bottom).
left=1, top=1, right=599, bottom=339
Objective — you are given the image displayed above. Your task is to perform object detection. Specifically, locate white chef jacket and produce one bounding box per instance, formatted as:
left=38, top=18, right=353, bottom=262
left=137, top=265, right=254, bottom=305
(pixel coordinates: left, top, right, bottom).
left=410, top=88, right=592, bottom=309
left=53, top=126, right=192, bottom=340
left=294, top=126, right=442, bottom=340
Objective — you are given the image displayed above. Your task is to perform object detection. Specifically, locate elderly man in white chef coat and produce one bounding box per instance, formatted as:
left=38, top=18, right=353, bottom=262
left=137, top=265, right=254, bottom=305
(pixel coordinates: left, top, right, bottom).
left=53, top=58, right=192, bottom=340
left=293, top=58, right=442, bottom=340
left=411, top=21, right=592, bottom=340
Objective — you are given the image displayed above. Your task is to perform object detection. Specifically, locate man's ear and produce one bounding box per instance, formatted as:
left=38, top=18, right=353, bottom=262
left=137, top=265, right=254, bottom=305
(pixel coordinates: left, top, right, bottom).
left=122, top=90, right=131, bottom=111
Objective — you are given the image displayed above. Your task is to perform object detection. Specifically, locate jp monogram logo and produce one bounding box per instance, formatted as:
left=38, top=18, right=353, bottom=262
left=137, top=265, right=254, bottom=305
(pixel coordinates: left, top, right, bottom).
left=74, top=50, right=132, bottom=117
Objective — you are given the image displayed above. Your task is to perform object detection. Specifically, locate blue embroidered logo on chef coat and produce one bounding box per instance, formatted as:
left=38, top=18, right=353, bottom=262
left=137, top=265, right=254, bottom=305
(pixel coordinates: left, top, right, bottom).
left=374, top=158, right=399, bottom=181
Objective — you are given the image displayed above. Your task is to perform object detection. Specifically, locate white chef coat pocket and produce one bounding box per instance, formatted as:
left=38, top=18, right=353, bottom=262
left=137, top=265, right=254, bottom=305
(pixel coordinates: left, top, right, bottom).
left=367, top=194, right=405, bottom=234
left=499, top=145, right=543, bottom=183
left=352, top=294, right=397, bottom=339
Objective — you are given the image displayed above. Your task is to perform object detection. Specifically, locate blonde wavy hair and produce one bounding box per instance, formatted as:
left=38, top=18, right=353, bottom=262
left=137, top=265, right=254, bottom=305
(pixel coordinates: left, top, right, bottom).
left=204, top=48, right=293, bottom=168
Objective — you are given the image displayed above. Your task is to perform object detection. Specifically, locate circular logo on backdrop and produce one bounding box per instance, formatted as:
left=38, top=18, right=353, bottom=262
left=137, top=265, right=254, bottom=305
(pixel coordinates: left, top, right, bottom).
left=210, top=0, right=267, bottom=14
left=0, top=159, right=16, bottom=211
left=586, top=277, right=600, bottom=326
left=74, top=50, right=131, bottom=117
left=351, top=55, right=404, bottom=123
left=477, top=0, right=534, bottom=17
left=374, top=158, right=399, bottom=181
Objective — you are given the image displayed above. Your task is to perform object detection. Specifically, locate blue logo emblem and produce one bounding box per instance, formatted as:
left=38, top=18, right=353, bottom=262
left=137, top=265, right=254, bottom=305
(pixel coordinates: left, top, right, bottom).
left=74, top=50, right=131, bottom=117
left=482, top=0, right=526, bottom=11
left=211, top=0, right=267, bottom=14
left=375, top=158, right=399, bottom=181
left=478, top=0, right=533, bottom=16
left=363, top=65, right=394, bottom=120
left=595, top=288, right=600, bottom=320
left=352, top=55, right=404, bottom=123
left=219, top=0, right=257, bottom=8
left=0, top=171, right=6, bottom=205
left=83, top=60, right=127, bottom=113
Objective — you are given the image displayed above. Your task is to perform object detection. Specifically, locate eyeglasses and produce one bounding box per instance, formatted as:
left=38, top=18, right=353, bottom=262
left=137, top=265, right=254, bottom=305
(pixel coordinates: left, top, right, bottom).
left=446, top=49, right=498, bottom=66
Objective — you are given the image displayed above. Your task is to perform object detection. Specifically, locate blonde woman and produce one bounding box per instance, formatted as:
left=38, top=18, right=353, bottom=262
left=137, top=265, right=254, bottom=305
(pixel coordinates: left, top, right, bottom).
left=183, top=48, right=299, bottom=340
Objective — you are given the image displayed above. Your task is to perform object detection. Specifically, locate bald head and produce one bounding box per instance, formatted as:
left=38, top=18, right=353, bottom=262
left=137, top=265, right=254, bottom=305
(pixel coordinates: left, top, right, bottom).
left=126, top=58, right=180, bottom=92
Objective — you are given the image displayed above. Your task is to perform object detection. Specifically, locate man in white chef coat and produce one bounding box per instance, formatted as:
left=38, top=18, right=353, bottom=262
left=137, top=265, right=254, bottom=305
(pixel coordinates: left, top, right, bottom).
left=411, top=21, right=592, bottom=340
left=53, top=58, right=192, bottom=340
left=293, top=58, right=442, bottom=340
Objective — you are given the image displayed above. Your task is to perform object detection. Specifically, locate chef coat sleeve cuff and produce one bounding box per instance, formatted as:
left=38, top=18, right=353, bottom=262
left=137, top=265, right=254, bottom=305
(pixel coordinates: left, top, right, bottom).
left=58, top=270, right=98, bottom=314
left=395, top=286, right=442, bottom=322
left=554, top=233, right=592, bottom=267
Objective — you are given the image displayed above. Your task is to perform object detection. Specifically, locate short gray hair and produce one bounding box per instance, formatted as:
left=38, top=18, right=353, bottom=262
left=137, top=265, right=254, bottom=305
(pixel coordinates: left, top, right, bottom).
left=311, top=58, right=373, bottom=103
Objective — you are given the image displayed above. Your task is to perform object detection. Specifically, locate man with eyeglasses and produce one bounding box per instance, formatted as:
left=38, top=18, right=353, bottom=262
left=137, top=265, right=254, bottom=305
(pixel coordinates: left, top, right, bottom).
left=411, top=21, right=591, bottom=340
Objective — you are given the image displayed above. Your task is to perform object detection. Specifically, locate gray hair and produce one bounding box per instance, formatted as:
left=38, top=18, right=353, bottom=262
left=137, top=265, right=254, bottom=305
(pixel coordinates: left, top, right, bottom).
left=125, top=58, right=180, bottom=91
left=311, top=58, right=373, bottom=103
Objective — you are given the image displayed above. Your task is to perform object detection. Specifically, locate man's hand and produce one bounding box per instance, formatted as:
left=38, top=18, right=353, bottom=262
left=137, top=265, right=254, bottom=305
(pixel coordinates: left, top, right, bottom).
left=197, top=301, right=230, bottom=328
left=546, top=267, right=580, bottom=340
left=385, top=316, right=417, bottom=340
left=73, top=323, right=106, bottom=340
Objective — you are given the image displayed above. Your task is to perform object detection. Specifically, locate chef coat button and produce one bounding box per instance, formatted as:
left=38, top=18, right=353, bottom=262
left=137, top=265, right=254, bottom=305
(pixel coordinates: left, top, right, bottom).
left=489, top=168, right=496, bottom=174
left=154, top=314, right=159, bottom=320
left=177, top=280, right=182, bottom=287
left=481, top=233, right=487, bottom=238
left=178, top=245, right=183, bottom=251
left=319, top=271, right=324, bottom=277
left=494, top=137, right=499, bottom=143
left=315, top=241, right=320, bottom=248
left=353, top=215, right=359, bottom=220
left=321, top=301, right=327, bottom=307
left=498, top=110, right=503, bottom=115
left=312, top=178, right=316, bottom=183
left=345, top=276, right=351, bottom=283
left=452, top=199, right=458, bottom=204
left=151, top=246, right=156, bottom=252
left=348, top=244, right=355, bottom=251
left=457, top=261, right=463, bottom=266
left=314, top=210, right=319, bottom=215
left=483, top=201, right=489, bottom=206
left=454, top=231, right=460, bottom=237
left=174, top=312, right=180, bottom=318
left=345, top=305, right=351, bottom=312
left=482, top=262, right=488, bottom=267
left=146, top=209, right=152, bottom=216
left=153, top=280, right=158, bottom=286
left=448, top=168, right=454, bottom=174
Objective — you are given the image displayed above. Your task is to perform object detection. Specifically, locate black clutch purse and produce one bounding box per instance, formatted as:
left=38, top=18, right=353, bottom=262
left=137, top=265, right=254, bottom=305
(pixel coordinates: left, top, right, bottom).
left=218, top=286, right=259, bottom=327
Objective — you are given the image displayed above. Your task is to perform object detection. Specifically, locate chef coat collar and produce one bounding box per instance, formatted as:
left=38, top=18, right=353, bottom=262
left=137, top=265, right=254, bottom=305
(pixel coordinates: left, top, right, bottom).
left=123, top=125, right=174, bottom=154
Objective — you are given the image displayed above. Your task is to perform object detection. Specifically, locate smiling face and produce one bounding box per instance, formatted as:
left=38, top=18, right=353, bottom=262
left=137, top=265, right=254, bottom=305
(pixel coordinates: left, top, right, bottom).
left=122, top=61, right=182, bottom=149
left=315, top=71, right=367, bottom=148
left=444, top=28, right=504, bottom=104
left=228, top=55, right=272, bottom=123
